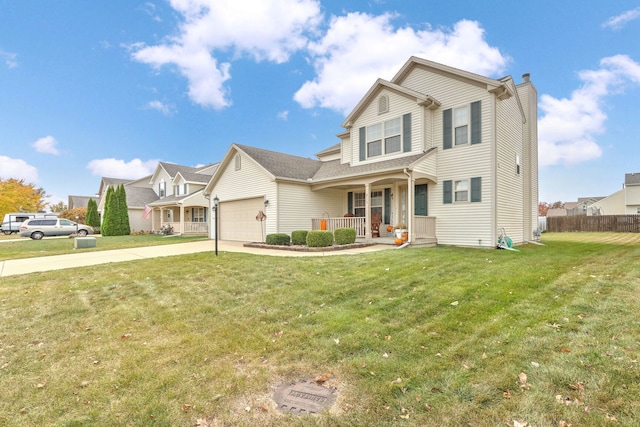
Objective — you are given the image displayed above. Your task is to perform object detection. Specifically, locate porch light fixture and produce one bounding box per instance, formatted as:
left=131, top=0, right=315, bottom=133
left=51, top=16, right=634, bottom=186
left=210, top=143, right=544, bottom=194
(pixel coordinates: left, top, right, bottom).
left=264, top=199, right=269, bottom=208
left=212, top=195, right=220, bottom=256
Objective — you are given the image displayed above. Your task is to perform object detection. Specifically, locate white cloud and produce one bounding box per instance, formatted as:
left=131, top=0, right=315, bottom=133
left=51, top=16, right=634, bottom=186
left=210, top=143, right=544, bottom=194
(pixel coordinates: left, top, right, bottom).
left=602, top=7, right=640, bottom=30
left=0, top=156, right=39, bottom=182
left=131, top=0, right=322, bottom=109
left=86, top=158, right=158, bottom=179
left=32, top=135, right=60, bottom=155
left=145, top=100, right=176, bottom=115
left=277, top=110, right=289, bottom=121
left=538, top=54, right=640, bottom=167
left=294, top=15, right=509, bottom=114
left=0, top=50, right=18, bottom=69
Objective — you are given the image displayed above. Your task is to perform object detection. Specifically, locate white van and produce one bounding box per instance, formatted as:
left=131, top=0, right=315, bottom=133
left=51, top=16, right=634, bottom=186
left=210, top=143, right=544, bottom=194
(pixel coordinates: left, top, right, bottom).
left=1, top=212, right=58, bottom=235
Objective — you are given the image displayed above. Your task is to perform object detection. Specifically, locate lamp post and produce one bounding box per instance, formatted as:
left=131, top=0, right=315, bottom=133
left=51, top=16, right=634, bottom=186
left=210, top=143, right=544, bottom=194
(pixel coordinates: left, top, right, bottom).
left=213, top=195, right=219, bottom=256
left=75, top=215, right=79, bottom=235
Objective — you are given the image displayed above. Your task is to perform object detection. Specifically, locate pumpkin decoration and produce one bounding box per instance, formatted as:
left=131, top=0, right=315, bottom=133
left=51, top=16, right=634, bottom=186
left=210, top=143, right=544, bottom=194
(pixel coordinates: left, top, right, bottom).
left=394, top=238, right=403, bottom=245
left=401, top=231, right=409, bottom=241
left=386, top=225, right=393, bottom=232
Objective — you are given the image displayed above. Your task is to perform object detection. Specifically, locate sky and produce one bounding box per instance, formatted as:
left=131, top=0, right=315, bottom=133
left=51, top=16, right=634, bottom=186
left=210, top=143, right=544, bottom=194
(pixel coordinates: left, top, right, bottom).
left=1, top=1, right=640, bottom=207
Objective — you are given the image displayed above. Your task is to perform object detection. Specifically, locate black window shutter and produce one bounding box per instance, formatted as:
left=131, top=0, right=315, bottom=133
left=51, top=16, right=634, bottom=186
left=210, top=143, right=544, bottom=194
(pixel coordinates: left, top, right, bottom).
left=348, top=192, right=353, bottom=214
left=471, top=177, right=482, bottom=202
left=402, top=113, right=412, bottom=152
left=443, top=180, right=452, bottom=204
left=470, top=101, right=481, bottom=145
left=359, top=127, right=366, bottom=161
left=443, top=109, right=452, bottom=149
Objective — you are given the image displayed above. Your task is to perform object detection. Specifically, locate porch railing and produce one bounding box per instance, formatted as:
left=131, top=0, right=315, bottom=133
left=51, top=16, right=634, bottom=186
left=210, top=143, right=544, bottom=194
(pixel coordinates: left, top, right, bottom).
left=311, top=217, right=366, bottom=237
left=414, top=216, right=436, bottom=238
left=311, top=216, right=435, bottom=239
left=160, top=221, right=208, bottom=235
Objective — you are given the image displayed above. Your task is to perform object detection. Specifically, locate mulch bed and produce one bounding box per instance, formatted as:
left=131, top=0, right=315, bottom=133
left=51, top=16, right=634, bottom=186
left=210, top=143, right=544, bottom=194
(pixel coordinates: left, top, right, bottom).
left=243, top=242, right=376, bottom=252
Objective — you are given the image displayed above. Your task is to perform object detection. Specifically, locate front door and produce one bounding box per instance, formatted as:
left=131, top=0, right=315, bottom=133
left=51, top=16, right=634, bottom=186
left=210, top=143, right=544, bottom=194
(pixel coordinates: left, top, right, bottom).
left=415, top=184, right=428, bottom=216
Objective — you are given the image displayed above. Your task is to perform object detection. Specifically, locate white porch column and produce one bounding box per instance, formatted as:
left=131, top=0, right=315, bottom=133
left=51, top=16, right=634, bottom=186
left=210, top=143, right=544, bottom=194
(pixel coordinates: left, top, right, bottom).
left=365, top=182, right=371, bottom=241
left=179, top=204, right=185, bottom=235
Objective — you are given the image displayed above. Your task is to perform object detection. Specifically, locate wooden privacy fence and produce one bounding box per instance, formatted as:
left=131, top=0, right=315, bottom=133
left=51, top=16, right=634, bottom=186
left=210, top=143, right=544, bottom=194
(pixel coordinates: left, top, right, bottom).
left=547, top=215, right=640, bottom=233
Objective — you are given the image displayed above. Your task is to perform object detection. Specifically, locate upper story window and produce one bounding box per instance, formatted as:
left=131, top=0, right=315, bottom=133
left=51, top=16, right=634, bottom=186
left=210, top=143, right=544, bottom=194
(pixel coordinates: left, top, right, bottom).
left=361, top=114, right=410, bottom=160
left=174, top=185, right=180, bottom=196
left=159, top=180, right=166, bottom=198
left=443, top=101, right=481, bottom=149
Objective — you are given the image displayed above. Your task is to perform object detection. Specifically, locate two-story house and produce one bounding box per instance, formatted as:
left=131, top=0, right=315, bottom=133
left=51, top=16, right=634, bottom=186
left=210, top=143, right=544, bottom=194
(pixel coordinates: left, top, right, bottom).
left=97, top=162, right=218, bottom=234
left=590, top=173, right=640, bottom=215
left=203, top=56, right=538, bottom=247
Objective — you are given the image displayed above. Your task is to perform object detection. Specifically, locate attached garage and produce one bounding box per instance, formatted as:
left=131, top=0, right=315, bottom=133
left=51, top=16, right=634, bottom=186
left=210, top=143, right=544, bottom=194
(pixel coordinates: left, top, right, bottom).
left=219, top=197, right=265, bottom=242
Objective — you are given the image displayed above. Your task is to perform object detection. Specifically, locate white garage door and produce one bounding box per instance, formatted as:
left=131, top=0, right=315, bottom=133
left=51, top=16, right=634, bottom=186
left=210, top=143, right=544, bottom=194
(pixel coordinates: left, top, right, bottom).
left=219, top=197, right=265, bottom=242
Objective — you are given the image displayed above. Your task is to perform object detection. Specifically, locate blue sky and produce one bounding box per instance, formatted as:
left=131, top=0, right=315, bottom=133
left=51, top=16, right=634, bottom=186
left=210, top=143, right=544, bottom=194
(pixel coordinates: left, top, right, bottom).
left=1, top=1, right=639, bottom=206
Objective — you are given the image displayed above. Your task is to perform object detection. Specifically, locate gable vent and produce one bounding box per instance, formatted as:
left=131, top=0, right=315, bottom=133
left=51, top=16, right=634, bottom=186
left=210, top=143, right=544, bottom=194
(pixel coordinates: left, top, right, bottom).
left=378, top=95, right=389, bottom=114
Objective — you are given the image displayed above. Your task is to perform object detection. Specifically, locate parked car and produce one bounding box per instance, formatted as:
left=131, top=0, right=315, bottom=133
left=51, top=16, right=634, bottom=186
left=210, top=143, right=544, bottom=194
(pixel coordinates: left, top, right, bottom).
left=1, top=212, right=58, bottom=235
left=19, top=218, right=94, bottom=240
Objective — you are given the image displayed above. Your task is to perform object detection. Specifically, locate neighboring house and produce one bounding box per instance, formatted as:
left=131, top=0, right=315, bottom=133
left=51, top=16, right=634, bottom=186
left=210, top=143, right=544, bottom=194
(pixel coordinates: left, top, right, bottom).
left=68, top=195, right=100, bottom=210
left=203, top=56, right=539, bottom=247
left=145, top=162, right=218, bottom=234
left=590, top=173, right=640, bottom=215
left=95, top=162, right=217, bottom=234
left=96, top=176, right=156, bottom=232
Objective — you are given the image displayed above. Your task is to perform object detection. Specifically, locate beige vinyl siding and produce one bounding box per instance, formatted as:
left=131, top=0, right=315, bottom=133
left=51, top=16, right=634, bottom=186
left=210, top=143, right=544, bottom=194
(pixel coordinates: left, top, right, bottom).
left=341, top=136, right=352, bottom=165
left=428, top=79, right=494, bottom=247
left=210, top=150, right=276, bottom=238
left=626, top=185, right=640, bottom=205
left=412, top=151, right=437, bottom=178
left=495, top=91, right=525, bottom=244
left=128, top=208, right=152, bottom=232
left=591, top=189, right=625, bottom=215
left=276, top=182, right=343, bottom=234
left=152, top=168, right=173, bottom=198
left=351, top=88, right=422, bottom=165
left=517, top=81, right=539, bottom=239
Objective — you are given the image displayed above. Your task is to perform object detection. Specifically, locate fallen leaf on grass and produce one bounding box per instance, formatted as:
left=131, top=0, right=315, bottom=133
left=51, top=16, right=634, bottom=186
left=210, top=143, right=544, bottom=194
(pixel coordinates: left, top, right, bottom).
left=314, top=373, right=331, bottom=384
left=35, top=381, right=47, bottom=388
left=558, top=421, right=572, bottom=427
left=121, top=333, right=132, bottom=339
left=561, top=348, right=571, bottom=353
left=450, top=301, right=459, bottom=306
left=569, top=382, right=584, bottom=391
left=430, top=387, right=442, bottom=393
left=513, top=420, right=529, bottom=427
left=383, top=352, right=389, bottom=359
left=182, top=404, right=192, bottom=411
left=519, top=372, right=529, bottom=390
left=503, top=390, right=512, bottom=399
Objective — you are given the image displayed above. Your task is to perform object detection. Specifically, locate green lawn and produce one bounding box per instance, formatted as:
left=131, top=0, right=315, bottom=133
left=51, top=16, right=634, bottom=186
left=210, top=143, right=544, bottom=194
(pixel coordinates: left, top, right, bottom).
left=1, top=233, right=639, bottom=426
left=0, top=234, right=207, bottom=261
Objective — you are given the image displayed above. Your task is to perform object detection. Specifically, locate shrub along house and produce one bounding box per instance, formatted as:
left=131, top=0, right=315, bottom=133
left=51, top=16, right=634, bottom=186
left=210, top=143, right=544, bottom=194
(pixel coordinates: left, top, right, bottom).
left=203, top=56, right=538, bottom=247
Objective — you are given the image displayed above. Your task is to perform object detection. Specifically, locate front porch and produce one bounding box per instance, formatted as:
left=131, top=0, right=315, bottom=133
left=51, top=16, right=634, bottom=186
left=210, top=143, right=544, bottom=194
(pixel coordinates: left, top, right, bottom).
left=159, top=221, right=208, bottom=235
left=312, top=215, right=437, bottom=245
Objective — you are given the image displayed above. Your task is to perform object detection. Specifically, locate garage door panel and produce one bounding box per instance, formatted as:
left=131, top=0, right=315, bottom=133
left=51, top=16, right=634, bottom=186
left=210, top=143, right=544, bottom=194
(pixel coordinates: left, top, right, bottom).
left=220, top=198, right=264, bottom=242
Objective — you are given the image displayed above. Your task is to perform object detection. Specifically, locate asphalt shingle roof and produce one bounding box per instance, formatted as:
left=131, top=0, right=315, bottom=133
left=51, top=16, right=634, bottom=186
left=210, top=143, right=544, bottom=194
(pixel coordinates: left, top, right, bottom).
left=236, top=144, right=323, bottom=180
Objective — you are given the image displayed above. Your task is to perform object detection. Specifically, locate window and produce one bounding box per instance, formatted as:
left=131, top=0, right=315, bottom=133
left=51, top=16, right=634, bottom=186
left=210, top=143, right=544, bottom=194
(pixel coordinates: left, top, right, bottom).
left=60, top=219, right=74, bottom=226
left=353, top=191, right=383, bottom=217
left=174, top=185, right=180, bottom=196
left=443, top=177, right=482, bottom=204
left=454, top=180, right=468, bottom=202
left=516, top=155, right=521, bottom=175
left=454, top=106, right=468, bottom=145
left=359, top=114, right=411, bottom=160
left=443, top=101, right=481, bottom=149
left=184, top=183, right=188, bottom=194
left=384, top=117, right=401, bottom=153
left=159, top=180, right=166, bottom=198
left=366, top=123, right=382, bottom=157
left=378, top=95, right=389, bottom=114
left=192, top=207, right=206, bottom=222
left=235, top=154, right=241, bottom=171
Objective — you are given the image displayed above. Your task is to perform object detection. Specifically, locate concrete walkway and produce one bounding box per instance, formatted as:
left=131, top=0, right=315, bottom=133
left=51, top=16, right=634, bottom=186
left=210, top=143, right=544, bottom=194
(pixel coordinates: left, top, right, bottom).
left=0, top=239, right=390, bottom=277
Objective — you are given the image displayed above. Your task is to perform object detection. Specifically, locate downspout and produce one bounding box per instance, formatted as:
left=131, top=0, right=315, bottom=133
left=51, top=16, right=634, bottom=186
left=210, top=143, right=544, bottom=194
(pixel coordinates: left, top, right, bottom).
left=403, top=168, right=412, bottom=244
